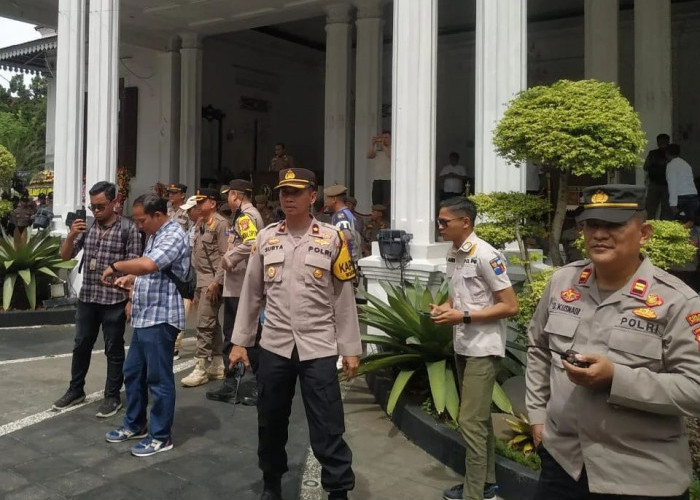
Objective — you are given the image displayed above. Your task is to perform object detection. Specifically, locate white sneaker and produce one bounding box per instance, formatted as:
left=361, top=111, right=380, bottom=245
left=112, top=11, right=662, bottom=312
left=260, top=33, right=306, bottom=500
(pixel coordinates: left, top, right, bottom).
left=181, top=358, right=210, bottom=387
left=208, top=357, right=225, bottom=380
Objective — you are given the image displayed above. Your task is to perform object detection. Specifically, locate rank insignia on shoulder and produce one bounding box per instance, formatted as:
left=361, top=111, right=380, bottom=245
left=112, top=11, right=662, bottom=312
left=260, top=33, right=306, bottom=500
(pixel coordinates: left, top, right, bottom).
left=461, top=241, right=473, bottom=253
left=630, top=279, right=648, bottom=297
left=313, top=269, right=323, bottom=279
left=633, top=307, right=657, bottom=320
left=267, top=266, right=276, bottom=279
left=560, top=288, right=581, bottom=303
left=489, top=256, right=506, bottom=275
left=645, top=294, right=664, bottom=307
left=312, top=224, right=320, bottom=234
left=578, top=268, right=592, bottom=285
left=686, top=312, right=700, bottom=326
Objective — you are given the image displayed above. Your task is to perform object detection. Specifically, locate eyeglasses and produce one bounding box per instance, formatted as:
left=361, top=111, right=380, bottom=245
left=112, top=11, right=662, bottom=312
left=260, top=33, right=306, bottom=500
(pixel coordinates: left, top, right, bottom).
left=436, top=217, right=465, bottom=227
left=89, top=203, right=108, bottom=212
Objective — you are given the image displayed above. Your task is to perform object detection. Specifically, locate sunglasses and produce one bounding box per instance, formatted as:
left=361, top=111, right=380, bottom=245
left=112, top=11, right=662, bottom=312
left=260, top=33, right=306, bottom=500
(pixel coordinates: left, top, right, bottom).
left=436, top=217, right=465, bottom=227
left=89, top=203, right=109, bottom=212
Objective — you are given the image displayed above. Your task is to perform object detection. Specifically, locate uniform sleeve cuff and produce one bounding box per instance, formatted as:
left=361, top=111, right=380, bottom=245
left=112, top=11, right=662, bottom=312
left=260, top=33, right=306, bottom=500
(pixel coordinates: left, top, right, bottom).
left=528, top=409, right=547, bottom=426
left=608, top=363, right=633, bottom=405
left=338, top=341, right=362, bottom=357
left=231, top=333, right=256, bottom=348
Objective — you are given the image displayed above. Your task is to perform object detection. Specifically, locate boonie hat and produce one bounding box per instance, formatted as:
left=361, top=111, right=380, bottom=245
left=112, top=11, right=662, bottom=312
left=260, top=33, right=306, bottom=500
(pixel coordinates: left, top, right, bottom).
left=167, top=183, right=187, bottom=194
left=577, top=184, right=646, bottom=224
left=222, top=179, right=253, bottom=194
left=324, top=184, right=348, bottom=197
left=194, top=188, right=220, bottom=202
left=274, top=168, right=316, bottom=190
left=181, top=196, right=198, bottom=211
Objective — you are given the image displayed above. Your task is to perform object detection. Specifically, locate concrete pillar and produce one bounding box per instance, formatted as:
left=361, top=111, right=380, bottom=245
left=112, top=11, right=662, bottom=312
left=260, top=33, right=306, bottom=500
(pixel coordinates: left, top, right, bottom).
left=584, top=0, right=619, bottom=82
left=179, top=33, right=202, bottom=191
left=85, top=0, right=119, bottom=204
left=353, top=0, right=383, bottom=212
left=323, top=3, right=353, bottom=187
left=635, top=0, right=672, bottom=184
left=45, top=76, right=57, bottom=168
left=474, top=0, right=527, bottom=194
left=52, top=0, right=86, bottom=220
left=160, top=37, right=181, bottom=185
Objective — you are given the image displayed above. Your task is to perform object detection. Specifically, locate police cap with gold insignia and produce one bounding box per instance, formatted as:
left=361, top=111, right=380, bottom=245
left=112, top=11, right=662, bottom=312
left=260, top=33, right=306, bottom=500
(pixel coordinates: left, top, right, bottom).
left=221, top=179, right=253, bottom=195
left=194, top=188, right=220, bottom=202
left=274, top=168, right=317, bottom=190
left=323, top=184, right=348, bottom=197
left=577, top=184, right=646, bottom=224
left=166, top=183, right=187, bottom=194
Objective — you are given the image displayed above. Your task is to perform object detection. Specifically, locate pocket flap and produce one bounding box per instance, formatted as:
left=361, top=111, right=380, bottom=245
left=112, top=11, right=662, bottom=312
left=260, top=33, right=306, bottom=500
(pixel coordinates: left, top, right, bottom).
left=264, top=252, right=285, bottom=265
left=305, top=254, right=331, bottom=270
left=609, top=328, right=662, bottom=360
left=544, top=314, right=579, bottom=338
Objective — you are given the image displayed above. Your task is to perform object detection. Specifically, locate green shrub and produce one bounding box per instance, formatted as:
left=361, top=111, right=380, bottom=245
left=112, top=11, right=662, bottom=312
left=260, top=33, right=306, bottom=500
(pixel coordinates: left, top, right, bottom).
left=0, top=143, right=16, bottom=188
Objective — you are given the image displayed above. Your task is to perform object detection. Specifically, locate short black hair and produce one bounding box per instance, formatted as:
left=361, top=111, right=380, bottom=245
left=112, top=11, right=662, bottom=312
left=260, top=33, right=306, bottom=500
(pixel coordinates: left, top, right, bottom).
left=667, top=143, right=681, bottom=156
left=275, top=142, right=286, bottom=149
left=449, top=152, right=459, bottom=159
left=89, top=181, right=117, bottom=201
left=440, top=196, right=477, bottom=223
left=133, top=193, right=167, bottom=216
left=381, top=130, right=391, bottom=135
left=657, top=133, right=670, bottom=142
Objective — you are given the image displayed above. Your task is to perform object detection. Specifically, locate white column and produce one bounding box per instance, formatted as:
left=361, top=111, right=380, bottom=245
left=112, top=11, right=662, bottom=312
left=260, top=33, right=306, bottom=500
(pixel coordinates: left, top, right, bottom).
left=353, top=0, right=383, bottom=212
left=179, top=33, right=202, bottom=191
left=635, top=0, right=672, bottom=185
left=584, top=0, right=618, bottom=82
left=475, top=0, right=527, bottom=194
left=85, top=0, right=119, bottom=201
left=45, top=76, right=57, bottom=168
left=52, top=0, right=86, bottom=221
left=323, top=4, right=353, bottom=187
left=159, top=37, right=181, bottom=184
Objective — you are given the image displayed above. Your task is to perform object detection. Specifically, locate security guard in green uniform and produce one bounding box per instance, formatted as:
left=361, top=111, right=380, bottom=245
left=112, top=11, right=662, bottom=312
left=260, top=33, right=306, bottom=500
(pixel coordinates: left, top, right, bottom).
left=527, top=184, right=700, bottom=499
left=181, top=188, right=229, bottom=388
left=230, top=168, right=361, bottom=500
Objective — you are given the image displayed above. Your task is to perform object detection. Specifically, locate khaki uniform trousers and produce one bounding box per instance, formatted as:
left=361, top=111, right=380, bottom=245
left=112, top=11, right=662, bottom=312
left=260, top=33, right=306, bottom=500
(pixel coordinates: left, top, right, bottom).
left=455, top=354, right=499, bottom=500
left=194, top=286, right=223, bottom=359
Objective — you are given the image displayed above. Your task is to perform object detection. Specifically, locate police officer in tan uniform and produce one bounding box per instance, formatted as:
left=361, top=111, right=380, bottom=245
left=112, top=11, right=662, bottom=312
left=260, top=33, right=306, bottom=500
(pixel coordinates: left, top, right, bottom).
left=230, top=168, right=361, bottom=500
left=269, top=142, right=295, bottom=172
left=181, top=188, right=229, bottom=387
left=362, top=204, right=388, bottom=256
left=166, top=183, right=192, bottom=233
left=527, top=184, right=700, bottom=499
left=255, top=194, right=275, bottom=227
left=206, top=179, right=264, bottom=403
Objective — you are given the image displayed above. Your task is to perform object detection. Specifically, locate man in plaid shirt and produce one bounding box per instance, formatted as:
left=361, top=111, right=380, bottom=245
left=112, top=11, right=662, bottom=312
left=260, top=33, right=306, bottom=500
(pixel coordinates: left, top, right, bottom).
left=54, top=181, right=143, bottom=418
left=102, top=193, right=190, bottom=457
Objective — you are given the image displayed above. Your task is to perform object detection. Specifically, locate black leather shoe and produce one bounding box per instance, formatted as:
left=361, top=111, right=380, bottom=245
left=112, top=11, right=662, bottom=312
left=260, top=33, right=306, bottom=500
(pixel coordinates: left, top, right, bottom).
left=205, top=381, right=237, bottom=403
left=328, top=491, right=348, bottom=500
left=240, top=384, right=258, bottom=406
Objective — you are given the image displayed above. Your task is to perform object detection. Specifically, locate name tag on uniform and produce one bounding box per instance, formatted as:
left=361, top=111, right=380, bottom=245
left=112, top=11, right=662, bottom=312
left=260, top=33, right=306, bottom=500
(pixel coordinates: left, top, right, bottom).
left=89, top=258, right=97, bottom=271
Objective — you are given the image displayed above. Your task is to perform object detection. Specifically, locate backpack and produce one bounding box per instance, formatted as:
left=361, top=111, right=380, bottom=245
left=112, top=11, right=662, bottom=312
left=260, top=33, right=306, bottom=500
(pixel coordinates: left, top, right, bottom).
left=163, top=264, right=196, bottom=300
left=78, top=217, right=143, bottom=273
left=33, top=207, right=54, bottom=229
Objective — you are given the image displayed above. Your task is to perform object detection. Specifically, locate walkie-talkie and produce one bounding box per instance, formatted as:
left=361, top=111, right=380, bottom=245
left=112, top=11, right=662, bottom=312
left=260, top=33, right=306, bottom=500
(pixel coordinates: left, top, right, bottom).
left=228, top=362, right=246, bottom=414
left=527, top=345, right=591, bottom=368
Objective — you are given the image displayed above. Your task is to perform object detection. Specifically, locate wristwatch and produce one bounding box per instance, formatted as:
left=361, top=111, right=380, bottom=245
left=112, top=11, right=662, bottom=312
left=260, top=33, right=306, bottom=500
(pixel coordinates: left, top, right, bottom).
left=462, top=309, right=471, bottom=324
left=110, top=263, right=119, bottom=273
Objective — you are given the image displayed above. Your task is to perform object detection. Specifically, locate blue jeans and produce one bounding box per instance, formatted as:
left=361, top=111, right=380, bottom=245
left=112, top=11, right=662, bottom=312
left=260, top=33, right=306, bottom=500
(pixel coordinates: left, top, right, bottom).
left=122, top=324, right=178, bottom=441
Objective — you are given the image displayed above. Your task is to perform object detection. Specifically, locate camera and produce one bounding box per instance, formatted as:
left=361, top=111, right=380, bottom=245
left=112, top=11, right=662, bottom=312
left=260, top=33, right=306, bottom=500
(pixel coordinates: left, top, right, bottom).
left=65, top=208, right=87, bottom=227
left=378, top=229, right=412, bottom=262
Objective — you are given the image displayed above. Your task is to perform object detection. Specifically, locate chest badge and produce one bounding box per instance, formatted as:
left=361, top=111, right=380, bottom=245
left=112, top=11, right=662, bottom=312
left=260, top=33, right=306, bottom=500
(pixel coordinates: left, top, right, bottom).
left=267, top=266, right=276, bottom=279
left=630, top=279, right=648, bottom=297
left=633, top=307, right=657, bottom=320
left=645, top=293, right=664, bottom=307
left=560, top=288, right=581, bottom=303
left=578, top=268, right=592, bottom=285
left=268, top=238, right=280, bottom=245
left=313, top=269, right=324, bottom=279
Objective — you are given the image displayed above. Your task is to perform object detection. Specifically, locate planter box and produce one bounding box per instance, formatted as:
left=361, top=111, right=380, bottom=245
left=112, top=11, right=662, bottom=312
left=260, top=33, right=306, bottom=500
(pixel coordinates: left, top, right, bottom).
left=0, top=306, right=76, bottom=328
left=366, top=371, right=539, bottom=500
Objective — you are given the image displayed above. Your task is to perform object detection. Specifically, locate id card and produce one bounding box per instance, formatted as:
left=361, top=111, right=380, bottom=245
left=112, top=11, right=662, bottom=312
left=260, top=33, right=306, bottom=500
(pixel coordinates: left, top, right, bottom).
left=89, top=258, right=97, bottom=271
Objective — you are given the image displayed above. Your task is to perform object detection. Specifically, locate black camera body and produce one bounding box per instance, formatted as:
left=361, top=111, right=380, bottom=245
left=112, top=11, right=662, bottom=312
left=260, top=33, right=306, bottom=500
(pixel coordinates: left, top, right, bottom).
left=378, top=229, right=412, bottom=262
left=65, top=208, right=86, bottom=228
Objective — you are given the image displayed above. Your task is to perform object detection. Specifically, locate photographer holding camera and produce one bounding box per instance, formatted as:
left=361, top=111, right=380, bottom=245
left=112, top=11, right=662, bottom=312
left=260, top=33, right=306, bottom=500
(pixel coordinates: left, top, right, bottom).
left=53, top=181, right=143, bottom=418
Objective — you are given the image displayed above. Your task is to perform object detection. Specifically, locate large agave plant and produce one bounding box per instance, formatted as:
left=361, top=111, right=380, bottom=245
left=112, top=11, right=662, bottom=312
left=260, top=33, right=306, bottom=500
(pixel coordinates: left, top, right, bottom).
left=0, top=229, right=77, bottom=310
left=354, top=279, right=460, bottom=421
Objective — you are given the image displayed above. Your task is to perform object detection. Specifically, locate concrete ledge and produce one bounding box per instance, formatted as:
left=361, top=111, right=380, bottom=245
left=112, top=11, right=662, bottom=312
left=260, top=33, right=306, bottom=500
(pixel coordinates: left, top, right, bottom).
left=0, top=307, right=76, bottom=328
left=366, top=371, right=539, bottom=500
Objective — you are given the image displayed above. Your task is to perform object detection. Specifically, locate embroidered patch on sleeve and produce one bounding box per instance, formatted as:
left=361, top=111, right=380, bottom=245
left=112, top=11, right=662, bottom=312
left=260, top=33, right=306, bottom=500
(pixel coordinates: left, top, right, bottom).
left=489, top=256, right=506, bottom=276
left=686, top=312, right=700, bottom=327
left=237, top=215, right=258, bottom=243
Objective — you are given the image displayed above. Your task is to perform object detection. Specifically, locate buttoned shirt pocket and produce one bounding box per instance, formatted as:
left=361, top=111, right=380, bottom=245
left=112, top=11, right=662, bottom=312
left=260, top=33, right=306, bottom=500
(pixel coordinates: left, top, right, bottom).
left=263, top=252, right=284, bottom=284
left=544, top=314, right=579, bottom=365
left=607, top=328, right=662, bottom=370
left=461, top=263, right=488, bottom=306
left=304, top=254, right=332, bottom=287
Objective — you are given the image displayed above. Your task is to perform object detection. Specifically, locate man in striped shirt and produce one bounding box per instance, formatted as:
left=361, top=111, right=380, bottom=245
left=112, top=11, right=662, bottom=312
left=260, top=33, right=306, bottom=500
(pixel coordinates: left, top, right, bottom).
left=101, top=194, right=190, bottom=457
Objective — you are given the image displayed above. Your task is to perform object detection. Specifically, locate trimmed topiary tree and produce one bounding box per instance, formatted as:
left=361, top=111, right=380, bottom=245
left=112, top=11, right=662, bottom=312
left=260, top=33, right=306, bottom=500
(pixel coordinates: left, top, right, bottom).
left=0, top=143, right=16, bottom=189
left=493, top=79, right=647, bottom=266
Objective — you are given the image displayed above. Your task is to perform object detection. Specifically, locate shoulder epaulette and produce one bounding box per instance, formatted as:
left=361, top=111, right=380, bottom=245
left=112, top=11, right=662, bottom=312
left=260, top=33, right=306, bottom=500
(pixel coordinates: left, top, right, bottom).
left=653, top=268, right=699, bottom=300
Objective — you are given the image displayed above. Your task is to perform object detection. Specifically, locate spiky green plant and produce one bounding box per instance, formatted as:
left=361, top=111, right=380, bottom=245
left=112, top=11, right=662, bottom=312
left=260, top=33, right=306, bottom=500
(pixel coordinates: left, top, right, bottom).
left=0, top=229, right=77, bottom=310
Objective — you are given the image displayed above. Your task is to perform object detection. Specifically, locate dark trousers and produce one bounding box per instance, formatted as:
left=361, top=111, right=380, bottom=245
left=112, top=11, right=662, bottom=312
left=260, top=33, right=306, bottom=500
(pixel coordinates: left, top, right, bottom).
left=257, top=347, right=354, bottom=493
left=70, top=300, right=127, bottom=399
left=123, top=324, right=178, bottom=440
left=677, top=194, right=699, bottom=223
left=222, top=296, right=261, bottom=374
left=535, top=446, right=689, bottom=500
left=372, top=179, right=391, bottom=206
left=645, top=182, right=672, bottom=220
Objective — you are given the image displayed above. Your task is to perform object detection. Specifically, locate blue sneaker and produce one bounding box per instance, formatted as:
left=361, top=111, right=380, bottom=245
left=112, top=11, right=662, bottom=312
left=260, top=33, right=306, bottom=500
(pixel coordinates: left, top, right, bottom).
left=105, top=426, right=147, bottom=443
left=130, top=436, right=173, bottom=457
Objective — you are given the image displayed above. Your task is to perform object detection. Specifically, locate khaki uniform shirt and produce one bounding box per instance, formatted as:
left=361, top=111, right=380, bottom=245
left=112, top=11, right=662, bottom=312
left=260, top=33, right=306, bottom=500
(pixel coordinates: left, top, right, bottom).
left=168, top=205, right=192, bottom=233
left=223, top=202, right=264, bottom=298
left=232, top=218, right=362, bottom=361
left=447, top=232, right=512, bottom=357
left=269, top=154, right=295, bottom=172
left=526, top=257, right=700, bottom=496
left=191, top=212, right=228, bottom=288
